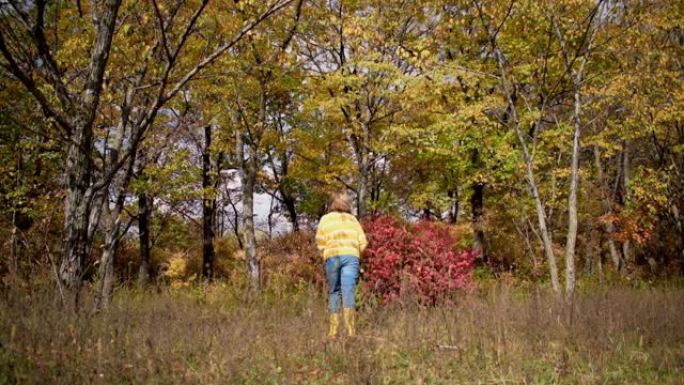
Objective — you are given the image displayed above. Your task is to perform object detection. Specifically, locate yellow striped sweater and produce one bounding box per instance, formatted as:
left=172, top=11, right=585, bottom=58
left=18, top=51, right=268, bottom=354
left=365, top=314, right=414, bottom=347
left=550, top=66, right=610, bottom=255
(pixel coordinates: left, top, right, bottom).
left=315, top=212, right=368, bottom=260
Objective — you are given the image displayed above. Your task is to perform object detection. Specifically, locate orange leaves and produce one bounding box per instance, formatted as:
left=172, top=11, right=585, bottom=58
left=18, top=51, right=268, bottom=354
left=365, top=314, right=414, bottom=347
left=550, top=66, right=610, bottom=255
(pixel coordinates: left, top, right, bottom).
left=598, top=210, right=653, bottom=246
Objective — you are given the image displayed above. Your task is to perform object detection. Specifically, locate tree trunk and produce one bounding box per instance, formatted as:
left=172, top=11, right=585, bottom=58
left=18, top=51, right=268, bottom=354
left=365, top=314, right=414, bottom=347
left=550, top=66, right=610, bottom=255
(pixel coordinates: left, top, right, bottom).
left=597, top=233, right=604, bottom=284
left=422, top=205, right=432, bottom=220
left=9, top=220, right=18, bottom=278
left=202, top=125, right=216, bottom=280
left=356, top=160, right=367, bottom=217
left=671, top=204, right=684, bottom=276
left=94, top=215, right=120, bottom=311
left=243, top=157, right=259, bottom=292
left=621, top=141, right=631, bottom=269
left=530, top=162, right=561, bottom=293
left=448, top=188, right=460, bottom=224
left=583, top=229, right=594, bottom=276
left=94, top=119, right=137, bottom=310
left=564, top=80, right=582, bottom=298
left=267, top=195, right=275, bottom=239
left=282, top=194, right=299, bottom=232
left=238, top=129, right=260, bottom=292
left=471, top=182, right=485, bottom=263
left=227, top=197, right=243, bottom=249
left=58, top=0, right=122, bottom=306
left=59, top=132, right=94, bottom=304
left=492, top=46, right=560, bottom=293
left=552, top=14, right=598, bottom=297
left=277, top=148, right=299, bottom=232
left=593, top=145, right=623, bottom=271
left=137, top=192, right=151, bottom=286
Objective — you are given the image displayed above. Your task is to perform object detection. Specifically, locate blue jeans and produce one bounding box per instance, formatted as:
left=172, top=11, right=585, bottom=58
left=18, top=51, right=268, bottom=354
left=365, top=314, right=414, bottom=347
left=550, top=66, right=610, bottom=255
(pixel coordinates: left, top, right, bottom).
left=325, top=255, right=360, bottom=313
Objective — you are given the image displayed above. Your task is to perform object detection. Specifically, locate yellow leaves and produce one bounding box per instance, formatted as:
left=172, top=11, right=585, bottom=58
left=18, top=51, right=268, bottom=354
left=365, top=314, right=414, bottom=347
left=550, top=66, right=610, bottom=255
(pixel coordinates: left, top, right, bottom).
left=162, top=253, right=197, bottom=289
left=584, top=133, right=622, bottom=157
left=55, top=33, right=90, bottom=70
left=236, top=0, right=259, bottom=12
left=551, top=167, right=572, bottom=179
left=456, top=103, right=489, bottom=125
left=164, top=254, right=187, bottom=281
left=120, top=24, right=132, bottom=36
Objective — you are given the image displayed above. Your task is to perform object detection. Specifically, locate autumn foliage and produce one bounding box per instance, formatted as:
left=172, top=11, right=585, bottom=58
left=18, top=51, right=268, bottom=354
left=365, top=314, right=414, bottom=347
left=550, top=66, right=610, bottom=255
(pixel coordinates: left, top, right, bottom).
left=361, top=216, right=475, bottom=305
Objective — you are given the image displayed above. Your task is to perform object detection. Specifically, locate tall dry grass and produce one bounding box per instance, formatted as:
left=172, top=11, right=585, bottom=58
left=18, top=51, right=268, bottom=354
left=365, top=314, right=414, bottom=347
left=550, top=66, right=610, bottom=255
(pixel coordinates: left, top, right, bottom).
left=1, top=281, right=683, bottom=384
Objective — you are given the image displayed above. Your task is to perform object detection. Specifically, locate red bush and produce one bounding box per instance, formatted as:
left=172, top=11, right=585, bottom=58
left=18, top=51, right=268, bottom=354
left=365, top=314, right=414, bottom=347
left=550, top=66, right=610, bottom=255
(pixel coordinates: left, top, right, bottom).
left=362, top=216, right=475, bottom=305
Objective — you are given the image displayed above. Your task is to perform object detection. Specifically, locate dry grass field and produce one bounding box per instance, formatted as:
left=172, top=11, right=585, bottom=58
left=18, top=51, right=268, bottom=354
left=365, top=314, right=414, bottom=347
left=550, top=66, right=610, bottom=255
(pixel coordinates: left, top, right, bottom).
left=1, top=281, right=683, bottom=384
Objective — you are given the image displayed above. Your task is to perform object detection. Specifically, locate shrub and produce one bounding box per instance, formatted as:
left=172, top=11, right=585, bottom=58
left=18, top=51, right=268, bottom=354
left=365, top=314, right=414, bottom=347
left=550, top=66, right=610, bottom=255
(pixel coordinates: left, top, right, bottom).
left=260, top=231, right=326, bottom=293
left=362, top=215, right=475, bottom=305
left=161, top=252, right=195, bottom=289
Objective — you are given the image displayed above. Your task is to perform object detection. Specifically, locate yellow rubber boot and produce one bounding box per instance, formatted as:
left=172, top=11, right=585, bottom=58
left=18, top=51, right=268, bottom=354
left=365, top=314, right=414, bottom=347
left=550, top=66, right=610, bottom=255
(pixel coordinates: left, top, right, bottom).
left=328, top=313, right=340, bottom=338
left=343, top=308, right=356, bottom=337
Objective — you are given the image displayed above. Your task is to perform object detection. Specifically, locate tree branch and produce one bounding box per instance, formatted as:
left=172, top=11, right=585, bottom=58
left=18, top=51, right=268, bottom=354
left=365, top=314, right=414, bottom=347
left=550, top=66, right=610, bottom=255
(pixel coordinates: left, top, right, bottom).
left=0, top=29, right=73, bottom=134
left=82, top=0, right=123, bottom=129
left=162, top=0, right=294, bottom=104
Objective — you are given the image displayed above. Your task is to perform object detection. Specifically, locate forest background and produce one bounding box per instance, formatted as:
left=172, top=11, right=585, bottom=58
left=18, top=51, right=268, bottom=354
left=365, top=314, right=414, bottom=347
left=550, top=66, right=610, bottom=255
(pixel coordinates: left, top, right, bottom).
left=0, top=0, right=683, bottom=383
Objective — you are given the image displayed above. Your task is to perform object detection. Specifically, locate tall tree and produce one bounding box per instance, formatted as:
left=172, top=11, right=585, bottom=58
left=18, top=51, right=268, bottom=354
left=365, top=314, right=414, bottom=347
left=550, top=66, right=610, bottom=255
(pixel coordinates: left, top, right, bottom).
left=0, top=0, right=123, bottom=301
left=0, top=0, right=296, bottom=307
left=550, top=0, right=605, bottom=297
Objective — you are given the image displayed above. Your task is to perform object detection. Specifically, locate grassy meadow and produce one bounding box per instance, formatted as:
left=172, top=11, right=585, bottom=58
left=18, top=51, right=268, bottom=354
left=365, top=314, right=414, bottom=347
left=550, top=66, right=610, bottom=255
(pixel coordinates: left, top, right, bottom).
left=1, top=280, right=683, bottom=384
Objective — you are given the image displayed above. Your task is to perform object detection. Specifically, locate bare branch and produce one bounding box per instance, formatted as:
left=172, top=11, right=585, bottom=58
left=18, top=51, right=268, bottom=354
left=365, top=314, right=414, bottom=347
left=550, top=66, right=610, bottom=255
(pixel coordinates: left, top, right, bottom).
left=82, top=0, right=123, bottom=128
left=151, top=0, right=174, bottom=63
left=169, top=0, right=209, bottom=64
left=32, top=0, right=76, bottom=113
left=162, top=0, right=294, bottom=104
left=280, top=0, right=304, bottom=52
left=93, top=0, right=295, bottom=194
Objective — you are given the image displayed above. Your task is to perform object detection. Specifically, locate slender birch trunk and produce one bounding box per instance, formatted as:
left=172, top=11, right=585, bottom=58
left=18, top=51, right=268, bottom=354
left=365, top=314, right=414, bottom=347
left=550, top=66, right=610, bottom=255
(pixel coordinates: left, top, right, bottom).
left=552, top=6, right=602, bottom=298
left=243, top=152, right=260, bottom=292
left=621, top=142, right=631, bottom=269
left=237, top=128, right=260, bottom=292
left=492, top=46, right=561, bottom=292
left=564, top=74, right=584, bottom=298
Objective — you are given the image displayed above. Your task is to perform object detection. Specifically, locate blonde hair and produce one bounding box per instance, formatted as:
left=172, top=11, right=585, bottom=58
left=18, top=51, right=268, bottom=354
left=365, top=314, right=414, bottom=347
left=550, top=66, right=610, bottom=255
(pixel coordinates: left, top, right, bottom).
left=328, top=191, right=352, bottom=214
